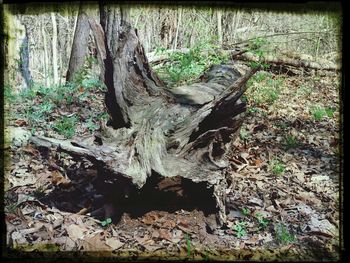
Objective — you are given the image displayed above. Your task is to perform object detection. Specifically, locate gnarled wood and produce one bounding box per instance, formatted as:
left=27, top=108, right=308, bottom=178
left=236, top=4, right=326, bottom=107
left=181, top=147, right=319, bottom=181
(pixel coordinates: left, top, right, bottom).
left=31, top=5, right=259, bottom=225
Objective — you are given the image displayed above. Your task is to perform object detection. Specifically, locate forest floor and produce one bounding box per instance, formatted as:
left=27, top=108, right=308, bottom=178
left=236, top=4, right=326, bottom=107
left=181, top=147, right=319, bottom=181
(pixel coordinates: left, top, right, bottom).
left=4, top=63, right=341, bottom=261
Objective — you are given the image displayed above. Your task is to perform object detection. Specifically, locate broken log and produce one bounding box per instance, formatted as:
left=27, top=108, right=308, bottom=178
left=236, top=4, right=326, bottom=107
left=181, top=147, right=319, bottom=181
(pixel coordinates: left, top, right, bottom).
left=30, top=5, right=259, bottom=225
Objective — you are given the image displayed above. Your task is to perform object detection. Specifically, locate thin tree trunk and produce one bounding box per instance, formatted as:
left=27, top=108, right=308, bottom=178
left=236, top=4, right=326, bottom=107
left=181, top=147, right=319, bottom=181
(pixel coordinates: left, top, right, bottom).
left=51, top=12, right=59, bottom=85
left=174, top=6, right=182, bottom=50
left=41, top=24, right=50, bottom=87
left=19, top=25, right=33, bottom=89
left=66, top=4, right=90, bottom=82
left=217, top=10, right=223, bottom=46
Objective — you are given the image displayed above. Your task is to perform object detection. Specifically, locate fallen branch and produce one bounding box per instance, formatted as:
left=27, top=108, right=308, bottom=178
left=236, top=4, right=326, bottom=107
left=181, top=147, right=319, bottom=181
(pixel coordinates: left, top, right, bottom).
left=146, top=48, right=340, bottom=71
left=236, top=51, right=341, bottom=71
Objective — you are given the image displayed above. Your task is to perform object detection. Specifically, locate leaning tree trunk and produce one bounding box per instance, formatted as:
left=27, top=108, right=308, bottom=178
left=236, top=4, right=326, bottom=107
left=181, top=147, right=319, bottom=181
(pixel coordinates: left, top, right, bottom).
left=31, top=4, right=258, bottom=225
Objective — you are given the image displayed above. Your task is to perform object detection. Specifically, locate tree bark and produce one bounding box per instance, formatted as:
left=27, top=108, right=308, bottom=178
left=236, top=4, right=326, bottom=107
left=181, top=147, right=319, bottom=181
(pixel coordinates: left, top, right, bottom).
left=87, top=16, right=106, bottom=82
left=19, top=25, right=33, bottom=89
left=66, top=4, right=90, bottom=82
left=173, top=6, right=182, bottom=50
left=51, top=12, right=59, bottom=85
left=41, top=23, right=50, bottom=87
left=32, top=5, right=259, bottom=226
left=217, top=10, right=223, bottom=46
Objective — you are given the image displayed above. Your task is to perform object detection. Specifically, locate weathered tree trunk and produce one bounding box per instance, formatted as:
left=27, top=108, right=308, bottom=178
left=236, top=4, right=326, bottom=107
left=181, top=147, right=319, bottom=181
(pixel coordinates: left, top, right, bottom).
left=66, top=4, right=90, bottom=82
left=32, top=5, right=258, bottom=225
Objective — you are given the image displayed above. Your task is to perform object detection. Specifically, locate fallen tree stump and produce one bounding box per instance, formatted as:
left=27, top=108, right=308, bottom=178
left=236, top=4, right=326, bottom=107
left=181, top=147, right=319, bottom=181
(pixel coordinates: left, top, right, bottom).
left=30, top=5, right=259, bottom=225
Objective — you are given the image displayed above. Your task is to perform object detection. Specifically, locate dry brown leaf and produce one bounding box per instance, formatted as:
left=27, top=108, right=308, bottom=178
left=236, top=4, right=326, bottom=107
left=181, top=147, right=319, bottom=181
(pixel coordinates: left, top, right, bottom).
left=105, top=238, right=124, bottom=250
left=22, top=145, right=39, bottom=155
left=171, top=229, right=183, bottom=243
left=309, top=216, right=337, bottom=237
left=81, top=234, right=110, bottom=250
left=162, top=220, right=176, bottom=229
left=51, top=170, right=71, bottom=186
left=141, top=213, right=159, bottom=225
left=295, top=172, right=306, bottom=183
left=254, top=159, right=263, bottom=167
left=245, top=235, right=259, bottom=245
left=248, top=197, right=263, bottom=206
left=11, top=231, right=27, bottom=245
left=143, top=244, right=162, bottom=252
left=15, top=119, right=28, bottom=127
left=151, top=230, right=159, bottom=239
left=66, top=224, right=85, bottom=240
left=158, top=228, right=172, bottom=241
left=240, top=152, right=250, bottom=159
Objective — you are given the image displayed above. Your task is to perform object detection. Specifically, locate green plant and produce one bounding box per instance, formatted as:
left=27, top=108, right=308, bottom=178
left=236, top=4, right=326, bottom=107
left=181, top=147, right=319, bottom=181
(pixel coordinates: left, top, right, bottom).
left=283, top=135, right=300, bottom=150
left=5, top=203, right=17, bottom=214
left=270, top=159, right=285, bottom=175
left=239, top=126, right=250, bottom=142
left=297, top=85, right=313, bottom=96
left=185, top=233, right=191, bottom=257
left=26, top=109, right=45, bottom=125
left=275, top=223, right=295, bottom=244
left=156, top=41, right=228, bottom=86
left=247, top=107, right=261, bottom=114
left=242, top=207, right=250, bottom=216
left=86, top=118, right=100, bottom=132
left=81, top=78, right=106, bottom=92
left=203, top=249, right=209, bottom=261
left=249, top=37, right=268, bottom=50
left=53, top=116, right=78, bottom=138
left=101, top=217, right=112, bottom=227
left=255, top=213, right=269, bottom=230
left=275, top=121, right=288, bottom=130
left=248, top=61, right=270, bottom=70
left=325, top=107, right=335, bottom=118
left=4, top=85, right=16, bottom=102
left=97, top=112, right=109, bottom=121
left=31, top=127, right=37, bottom=135
left=310, top=105, right=334, bottom=121
left=38, top=101, right=54, bottom=114
left=247, top=38, right=271, bottom=69
left=247, top=74, right=283, bottom=105
left=253, top=71, right=271, bottom=83
left=155, top=46, right=166, bottom=55
left=233, top=221, right=247, bottom=238
left=19, top=88, right=37, bottom=100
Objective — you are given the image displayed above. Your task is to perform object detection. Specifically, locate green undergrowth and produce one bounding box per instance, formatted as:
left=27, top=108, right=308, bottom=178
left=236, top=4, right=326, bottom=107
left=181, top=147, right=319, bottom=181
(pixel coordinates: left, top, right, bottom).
left=246, top=71, right=285, bottom=106
left=5, top=77, right=108, bottom=139
left=155, top=41, right=228, bottom=87
left=230, top=207, right=296, bottom=246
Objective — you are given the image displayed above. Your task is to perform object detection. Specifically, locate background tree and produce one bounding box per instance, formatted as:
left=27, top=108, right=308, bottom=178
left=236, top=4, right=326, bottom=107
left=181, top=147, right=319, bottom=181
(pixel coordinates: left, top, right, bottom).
left=66, top=3, right=90, bottom=82
left=19, top=24, right=33, bottom=88
left=51, top=12, right=59, bottom=85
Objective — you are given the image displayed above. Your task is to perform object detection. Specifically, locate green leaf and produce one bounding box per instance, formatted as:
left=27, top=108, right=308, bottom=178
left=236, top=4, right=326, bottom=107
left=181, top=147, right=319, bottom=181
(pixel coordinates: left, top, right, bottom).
left=101, top=221, right=107, bottom=226
left=185, top=234, right=191, bottom=257
left=106, top=218, right=112, bottom=224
